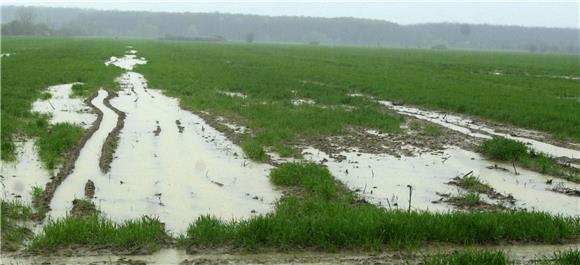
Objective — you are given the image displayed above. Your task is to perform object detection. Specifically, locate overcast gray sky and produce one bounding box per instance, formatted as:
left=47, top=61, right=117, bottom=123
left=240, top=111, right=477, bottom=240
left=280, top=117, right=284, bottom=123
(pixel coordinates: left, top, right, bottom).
left=3, top=1, right=579, bottom=28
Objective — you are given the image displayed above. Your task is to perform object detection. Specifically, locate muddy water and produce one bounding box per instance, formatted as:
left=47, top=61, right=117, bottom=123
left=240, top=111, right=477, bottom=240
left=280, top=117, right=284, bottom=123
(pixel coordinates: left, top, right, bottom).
left=379, top=101, right=580, bottom=161
left=49, top=90, right=117, bottom=219
left=98, top=71, right=279, bottom=233
left=32, top=83, right=97, bottom=128
left=0, top=141, right=51, bottom=203
left=305, top=146, right=580, bottom=215
left=3, top=244, right=578, bottom=264
left=83, top=52, right=278, bottom=233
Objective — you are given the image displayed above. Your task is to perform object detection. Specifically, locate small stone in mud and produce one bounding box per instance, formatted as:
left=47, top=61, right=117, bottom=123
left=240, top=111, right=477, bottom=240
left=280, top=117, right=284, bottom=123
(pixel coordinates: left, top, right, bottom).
left=84, top=180, right=95, bottom=199
left=153, top=125, right=161, bottom=136
left=176, top=120, right=185, bottom=133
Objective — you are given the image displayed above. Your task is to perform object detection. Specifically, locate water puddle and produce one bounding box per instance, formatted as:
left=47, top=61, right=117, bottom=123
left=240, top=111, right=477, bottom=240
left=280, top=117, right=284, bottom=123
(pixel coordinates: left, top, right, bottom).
left=0, top=140, right=51, bottom=203
left=49, top=90, right=117, bottom=219
left=32, top=83, right=97, bottom=128
left=98, top=70, right=279, bottom=233
left=379, top=101, right=580, bottom=162
left=42, top=51, right=280, bottom=233
left=304, top=146, right=579, bottom=215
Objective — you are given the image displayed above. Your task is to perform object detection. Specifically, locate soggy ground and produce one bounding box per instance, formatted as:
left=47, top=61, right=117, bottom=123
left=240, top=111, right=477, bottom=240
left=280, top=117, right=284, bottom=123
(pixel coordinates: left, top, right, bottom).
left=2, top=46, right=579, bottom=263
left=43, top=51, right=280, bottom=233
left=4, top=244, right=578, bottom=264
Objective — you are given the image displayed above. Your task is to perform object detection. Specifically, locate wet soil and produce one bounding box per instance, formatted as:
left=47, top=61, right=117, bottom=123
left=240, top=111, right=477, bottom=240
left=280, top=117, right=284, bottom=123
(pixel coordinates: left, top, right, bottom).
left=84, top=180, right=95, bottom=199
left=41, top=92, right=104, bottom=215
left=6, top=244, right=579, bottom=265
left=99, top=91, right=127, bottom=173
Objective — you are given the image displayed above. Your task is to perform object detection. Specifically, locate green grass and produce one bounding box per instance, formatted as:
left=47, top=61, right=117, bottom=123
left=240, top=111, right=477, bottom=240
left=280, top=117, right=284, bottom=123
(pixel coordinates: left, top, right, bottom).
left=1, top=200, right=33, bottom=251
left=241, top=137, right=269, bottom=161
left=449, top=193, right=483, bottom=207
left=479, top=137, right=528, bottom=161
left=133, top=41, right=579, bottom=152
left=70, top=83, right=87, bottom=97
left=29, top=215, right=169, bottom=252
left=455, top=175, right=493, bottom=194
left=549, top=249, right=580, bottom=265
left=179, top=163, right=580, bottom=251
left=270, top=162, right=337, bottom=199
left=36, top=123, right=84, bottom=169
left=1, top=37, right=123, bottom=162
left=480, top=137, right=580, bottom=182
left=424, top=250, right=511, bottom=265
left=31, top=186, right=47, bottom=219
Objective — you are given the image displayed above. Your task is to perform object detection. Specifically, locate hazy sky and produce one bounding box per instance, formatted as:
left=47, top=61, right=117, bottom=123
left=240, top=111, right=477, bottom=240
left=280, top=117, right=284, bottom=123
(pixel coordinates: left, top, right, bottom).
left=3, top=1, right=579, bottom=28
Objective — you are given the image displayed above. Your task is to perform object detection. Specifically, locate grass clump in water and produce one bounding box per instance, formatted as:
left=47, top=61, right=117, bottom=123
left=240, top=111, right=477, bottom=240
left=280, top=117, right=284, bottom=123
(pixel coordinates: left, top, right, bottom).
left=448, top=192, right=483, bottom=208
left=36, top=123, right=84, bottom=169
left=479, top=137, right=579, bottom=182
left=31, top=186, right=47, bottom=219
left=479, top=137, right=527, bottom=161
left=454, top=175, right=493, bottom=194
left=424, top=250, right=511, bottom=265
left=29, top=215, right=169, bottom=252
left=1, top=200, right=33, bottom=251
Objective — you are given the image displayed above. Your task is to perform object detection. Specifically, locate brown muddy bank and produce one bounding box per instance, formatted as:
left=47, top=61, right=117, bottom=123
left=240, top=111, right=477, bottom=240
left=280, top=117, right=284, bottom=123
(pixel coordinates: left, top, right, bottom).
left=99, top=91, right=126, bottom=173
left=5, top=244, right=579, bottom=265
left=41, top=91, right=104, bottom=214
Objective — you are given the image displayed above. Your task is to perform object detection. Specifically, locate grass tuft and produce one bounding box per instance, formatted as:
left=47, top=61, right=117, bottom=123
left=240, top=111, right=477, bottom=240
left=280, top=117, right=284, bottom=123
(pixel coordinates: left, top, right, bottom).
left=29, top=215, right=169, bottom=252
left=479, top=137, right=527, bottom=161
left=36, top=123, right=84, bottom=169
left=1, top=200, right=34, bottom=251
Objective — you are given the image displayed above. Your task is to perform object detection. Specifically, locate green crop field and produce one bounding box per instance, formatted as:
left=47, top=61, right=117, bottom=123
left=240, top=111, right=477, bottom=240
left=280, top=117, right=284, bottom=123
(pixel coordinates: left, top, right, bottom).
left=2, top=37, right=579, bottom=259
left=132, top=41, right=580, bottom=155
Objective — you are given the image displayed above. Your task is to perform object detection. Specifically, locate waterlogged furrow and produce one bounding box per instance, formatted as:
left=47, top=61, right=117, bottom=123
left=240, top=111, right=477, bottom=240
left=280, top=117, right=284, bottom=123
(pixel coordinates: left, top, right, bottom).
left=89, top=52, right=280, bottom=233
left=379, top=101, right=580, bottom=162
left=49, top=90, right=118, bottom=219
left=305, top=146, right=580, bottom=216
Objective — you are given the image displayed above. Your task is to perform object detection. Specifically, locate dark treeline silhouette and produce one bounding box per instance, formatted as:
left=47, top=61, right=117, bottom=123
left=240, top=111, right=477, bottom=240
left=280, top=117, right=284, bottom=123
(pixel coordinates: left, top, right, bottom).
left=2, top=6, right=579, bottom=53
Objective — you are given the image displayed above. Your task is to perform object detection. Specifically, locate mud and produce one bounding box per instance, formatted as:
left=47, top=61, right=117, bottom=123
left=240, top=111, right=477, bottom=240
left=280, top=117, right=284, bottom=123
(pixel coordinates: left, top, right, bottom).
left=4, top=244, right=579, bottom=265
left=41, top=91, right=105, bottom=214
left=305, top=121, right=476, bottom=161
left=84, top=180, right=95, bottom=199
left=379, top=100, right=580, bottom=163
left=99, top=91, right=127, bottom=173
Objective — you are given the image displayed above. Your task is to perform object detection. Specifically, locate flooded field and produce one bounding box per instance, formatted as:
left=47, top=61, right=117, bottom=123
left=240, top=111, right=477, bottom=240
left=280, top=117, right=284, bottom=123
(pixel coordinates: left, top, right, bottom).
left=44, top=51, right=281, bottom=233
left=1, top=39, right=578, bottom=263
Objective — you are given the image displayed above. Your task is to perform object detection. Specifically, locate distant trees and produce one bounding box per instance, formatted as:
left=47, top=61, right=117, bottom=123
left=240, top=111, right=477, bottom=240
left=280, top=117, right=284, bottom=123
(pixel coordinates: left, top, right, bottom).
left=1, top=7, right=52, bottom=36
left=245, top=32, right=255, bottom=43
left=459, top=24, right=471, bottom=35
